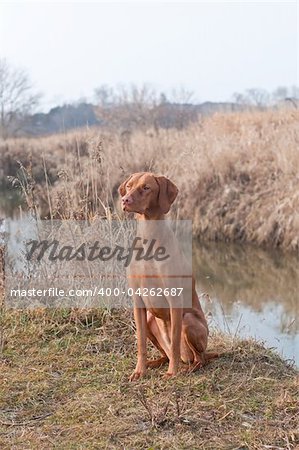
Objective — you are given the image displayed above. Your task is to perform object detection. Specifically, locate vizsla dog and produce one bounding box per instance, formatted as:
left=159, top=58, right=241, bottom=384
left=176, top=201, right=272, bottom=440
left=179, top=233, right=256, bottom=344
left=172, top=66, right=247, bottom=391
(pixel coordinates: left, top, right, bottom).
left=119, top=172, right=218, bottom=380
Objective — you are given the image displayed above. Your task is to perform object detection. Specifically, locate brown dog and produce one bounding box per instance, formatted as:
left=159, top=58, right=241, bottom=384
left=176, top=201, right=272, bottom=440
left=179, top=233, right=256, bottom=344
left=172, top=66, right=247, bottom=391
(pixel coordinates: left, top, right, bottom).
left=119, top=172, right=218, bottom=380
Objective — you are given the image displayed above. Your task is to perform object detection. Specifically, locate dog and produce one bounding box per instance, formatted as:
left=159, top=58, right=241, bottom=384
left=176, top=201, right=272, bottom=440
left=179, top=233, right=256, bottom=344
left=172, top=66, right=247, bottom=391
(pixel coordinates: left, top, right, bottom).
left=119, top=172, right=218, bottom=380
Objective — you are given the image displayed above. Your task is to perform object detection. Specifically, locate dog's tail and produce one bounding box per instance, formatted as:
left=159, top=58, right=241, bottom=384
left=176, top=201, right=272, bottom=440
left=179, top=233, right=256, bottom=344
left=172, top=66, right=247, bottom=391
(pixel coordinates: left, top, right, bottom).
left=203, top=351, right=220, bottom=363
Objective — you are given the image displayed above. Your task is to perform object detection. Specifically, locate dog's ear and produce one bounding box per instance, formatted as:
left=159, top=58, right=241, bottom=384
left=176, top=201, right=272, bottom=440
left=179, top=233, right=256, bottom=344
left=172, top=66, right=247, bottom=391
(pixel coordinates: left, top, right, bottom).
left=155, top=176, right=178, bottom=214
left=118, top=175, right=133, bottom=197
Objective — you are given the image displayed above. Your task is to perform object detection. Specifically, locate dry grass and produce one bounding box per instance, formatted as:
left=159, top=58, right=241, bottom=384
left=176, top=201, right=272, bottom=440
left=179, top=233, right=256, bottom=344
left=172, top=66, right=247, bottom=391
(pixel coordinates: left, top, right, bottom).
left=1, top=108, right=299, bottom=251
left=0, top=308, right=298, bottom=450
left=1, top=109, right=299, bottom=449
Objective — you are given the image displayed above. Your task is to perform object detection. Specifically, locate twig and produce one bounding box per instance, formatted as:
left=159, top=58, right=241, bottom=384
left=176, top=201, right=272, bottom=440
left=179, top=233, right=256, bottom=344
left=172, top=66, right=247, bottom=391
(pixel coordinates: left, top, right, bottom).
left=0, top=412, right=52, bottom=427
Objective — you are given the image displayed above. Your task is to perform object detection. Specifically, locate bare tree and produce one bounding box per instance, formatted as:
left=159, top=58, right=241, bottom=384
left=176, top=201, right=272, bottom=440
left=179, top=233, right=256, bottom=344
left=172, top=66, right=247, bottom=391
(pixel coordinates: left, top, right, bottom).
left=94, top=83, right=198, bottom=131
left=170, top=86, right=194, bottom=104
left=0, top=58, right=41, bottom=139
left=246, top=88, right=270, bottom=108
left=167, top=86, right=196, bottom=129
left=272, top=85, right=299, bottom=101
left=94, top=84, right=115, bottom=107
left=233, top=88, right=270, bottom=109
left=272, top=86, right=289, bottom=102
left=290, top=85, right=299, bottom=99
left=94, top=83, right=159, bottom=130
left=232, top=91, right=247, bottom=105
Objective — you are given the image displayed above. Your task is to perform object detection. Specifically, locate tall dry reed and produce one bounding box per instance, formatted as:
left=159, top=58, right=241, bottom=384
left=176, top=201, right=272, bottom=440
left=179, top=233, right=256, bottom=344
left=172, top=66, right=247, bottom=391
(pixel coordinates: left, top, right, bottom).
left=1, top=108, right=299, bottom=251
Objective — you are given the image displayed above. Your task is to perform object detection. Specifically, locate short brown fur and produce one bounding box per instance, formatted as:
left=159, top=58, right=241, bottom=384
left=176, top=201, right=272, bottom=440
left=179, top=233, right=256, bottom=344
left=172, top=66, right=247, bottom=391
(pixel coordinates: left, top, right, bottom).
left=119, top=172, right=218, bottom=380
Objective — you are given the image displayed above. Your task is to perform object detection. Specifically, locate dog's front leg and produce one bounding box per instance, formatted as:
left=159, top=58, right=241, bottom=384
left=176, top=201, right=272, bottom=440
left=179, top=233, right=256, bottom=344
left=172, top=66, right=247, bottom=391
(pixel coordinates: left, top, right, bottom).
left=130, top=301, right=148, bottom=381
left=165, top=307, right=183, bottom=378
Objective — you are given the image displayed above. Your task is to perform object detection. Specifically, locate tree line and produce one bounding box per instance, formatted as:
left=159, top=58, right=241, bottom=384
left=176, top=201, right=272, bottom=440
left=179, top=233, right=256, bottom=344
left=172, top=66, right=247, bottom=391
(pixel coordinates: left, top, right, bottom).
left=0, top=58, right=298, bottom=139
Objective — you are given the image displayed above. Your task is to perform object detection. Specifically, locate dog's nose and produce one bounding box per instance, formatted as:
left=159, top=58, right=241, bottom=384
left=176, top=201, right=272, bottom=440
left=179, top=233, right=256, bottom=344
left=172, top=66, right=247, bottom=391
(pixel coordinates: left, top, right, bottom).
left=122, top=196, right=133, bottom=205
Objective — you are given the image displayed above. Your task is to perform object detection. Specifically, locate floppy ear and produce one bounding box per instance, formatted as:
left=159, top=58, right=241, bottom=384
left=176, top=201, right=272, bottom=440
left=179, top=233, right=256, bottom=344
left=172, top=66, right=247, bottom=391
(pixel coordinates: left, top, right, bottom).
left=118, top=175, right=133, bottom=197
left=155, top=176, right=178, bottom=214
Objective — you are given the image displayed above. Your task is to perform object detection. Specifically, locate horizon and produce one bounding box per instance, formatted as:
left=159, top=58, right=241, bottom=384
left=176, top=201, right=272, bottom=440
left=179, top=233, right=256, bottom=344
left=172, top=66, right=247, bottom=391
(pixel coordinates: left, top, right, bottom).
left=25, top=89, right=299, bottom=117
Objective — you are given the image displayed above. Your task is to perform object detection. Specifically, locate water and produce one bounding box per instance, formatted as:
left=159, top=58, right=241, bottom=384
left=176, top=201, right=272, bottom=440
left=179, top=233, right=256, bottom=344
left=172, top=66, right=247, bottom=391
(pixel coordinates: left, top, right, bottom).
left=0, top=185, right=23, bottom=218
left=194, top=241, right=298, bottom=366
left=1, top=193, right=298, bottom=366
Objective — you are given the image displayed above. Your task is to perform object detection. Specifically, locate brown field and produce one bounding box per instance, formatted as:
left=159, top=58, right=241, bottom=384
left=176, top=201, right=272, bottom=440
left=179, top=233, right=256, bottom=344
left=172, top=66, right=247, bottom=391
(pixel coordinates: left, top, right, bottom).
left=1, top=109, right=299, bottom=449
left=1, top=108, right=299, bottom=251
left=0, top=308, right=298, bottom=450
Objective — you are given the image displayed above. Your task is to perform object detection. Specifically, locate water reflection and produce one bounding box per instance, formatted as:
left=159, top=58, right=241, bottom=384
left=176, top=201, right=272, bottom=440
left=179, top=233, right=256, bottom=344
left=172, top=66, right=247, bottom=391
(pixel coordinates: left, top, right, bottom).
left=194, top=242, right=298, bottom=365
left=0, top=185, right=24, bottom=218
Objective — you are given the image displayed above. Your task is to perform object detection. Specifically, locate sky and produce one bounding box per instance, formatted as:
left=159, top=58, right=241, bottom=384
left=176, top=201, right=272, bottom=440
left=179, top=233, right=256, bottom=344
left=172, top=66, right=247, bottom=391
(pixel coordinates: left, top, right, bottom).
left=0, top=1, right=298, bottom=111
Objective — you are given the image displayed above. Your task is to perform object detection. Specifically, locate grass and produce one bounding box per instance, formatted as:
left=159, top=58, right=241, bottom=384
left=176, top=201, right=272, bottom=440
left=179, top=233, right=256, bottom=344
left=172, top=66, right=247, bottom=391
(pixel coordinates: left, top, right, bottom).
left=1, top=108, right=298, bottom=449
left=0, top=308, right=298, bottom=449
left=1, top=108, right=299, bottom=251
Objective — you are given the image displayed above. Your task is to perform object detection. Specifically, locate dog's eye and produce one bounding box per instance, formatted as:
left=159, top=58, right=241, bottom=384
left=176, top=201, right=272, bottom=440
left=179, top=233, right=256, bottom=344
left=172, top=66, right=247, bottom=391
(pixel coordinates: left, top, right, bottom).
left=143, top=185, right=150, bottom=191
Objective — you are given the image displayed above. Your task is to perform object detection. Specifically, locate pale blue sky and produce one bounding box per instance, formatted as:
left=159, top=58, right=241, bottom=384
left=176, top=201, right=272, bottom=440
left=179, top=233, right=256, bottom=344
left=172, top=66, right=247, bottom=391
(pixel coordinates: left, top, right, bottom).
left=0, top=1, right=298, bottom=110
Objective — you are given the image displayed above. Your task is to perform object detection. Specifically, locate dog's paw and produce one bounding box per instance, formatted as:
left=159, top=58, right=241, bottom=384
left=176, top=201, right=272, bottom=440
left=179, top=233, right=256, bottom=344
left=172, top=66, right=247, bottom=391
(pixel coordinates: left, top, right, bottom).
left=129, top=370, right=146, bottom=382
left=163, top=371, right=178, bottom=379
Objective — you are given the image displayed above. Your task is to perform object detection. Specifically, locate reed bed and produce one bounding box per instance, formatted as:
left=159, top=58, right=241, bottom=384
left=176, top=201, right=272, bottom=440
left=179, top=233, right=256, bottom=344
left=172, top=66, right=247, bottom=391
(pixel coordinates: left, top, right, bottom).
left=1, top=108, right=299, bottom=251
left=1, top=109, right=299, bottom=449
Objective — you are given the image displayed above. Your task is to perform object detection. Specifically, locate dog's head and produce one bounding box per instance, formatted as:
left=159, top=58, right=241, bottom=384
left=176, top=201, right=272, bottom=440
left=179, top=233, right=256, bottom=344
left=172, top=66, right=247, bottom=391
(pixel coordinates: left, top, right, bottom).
left=118, top=172, right=178, bottom=216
